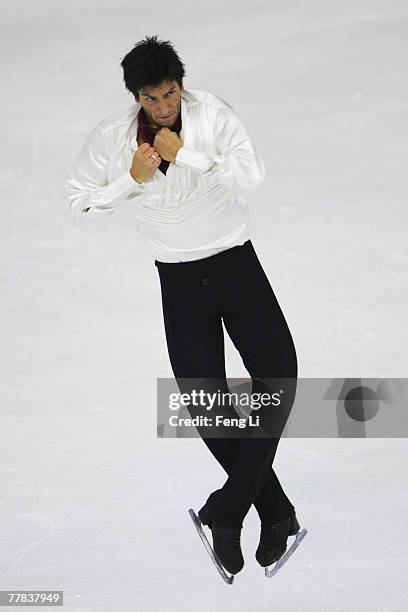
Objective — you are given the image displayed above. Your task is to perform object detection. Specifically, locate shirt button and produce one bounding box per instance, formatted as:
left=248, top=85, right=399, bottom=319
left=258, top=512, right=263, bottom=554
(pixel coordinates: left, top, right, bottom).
left=202, top=277, right=209, bottom=286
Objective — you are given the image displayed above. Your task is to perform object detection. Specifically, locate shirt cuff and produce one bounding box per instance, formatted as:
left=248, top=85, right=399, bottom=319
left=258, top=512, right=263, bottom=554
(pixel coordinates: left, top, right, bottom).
left=90, top=170, right=146, bottom=210
left=175, top=146, right=214, bottom=174
left=116, top=170, right=146, bottom=193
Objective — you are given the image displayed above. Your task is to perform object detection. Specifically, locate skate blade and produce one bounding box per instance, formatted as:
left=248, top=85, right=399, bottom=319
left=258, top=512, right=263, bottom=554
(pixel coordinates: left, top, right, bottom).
left=188, top=508, right=234, bottom=585
left=265, top=528, right=308, bottom=578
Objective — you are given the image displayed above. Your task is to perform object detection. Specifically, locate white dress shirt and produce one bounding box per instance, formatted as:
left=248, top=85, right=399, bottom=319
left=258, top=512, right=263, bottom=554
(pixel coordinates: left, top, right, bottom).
left=65, top=88, right=265, bottom=262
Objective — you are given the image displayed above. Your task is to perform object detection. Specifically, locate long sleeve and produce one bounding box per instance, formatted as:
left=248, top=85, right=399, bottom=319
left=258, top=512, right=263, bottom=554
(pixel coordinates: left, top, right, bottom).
left=65, top=124, right=146, bottom=225
left=174, top=105, right=265, bottom=192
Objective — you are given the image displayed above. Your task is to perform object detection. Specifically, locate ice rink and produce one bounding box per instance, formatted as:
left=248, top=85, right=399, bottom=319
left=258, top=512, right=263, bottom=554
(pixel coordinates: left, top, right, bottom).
left=1, top=0, right=407, bottom=610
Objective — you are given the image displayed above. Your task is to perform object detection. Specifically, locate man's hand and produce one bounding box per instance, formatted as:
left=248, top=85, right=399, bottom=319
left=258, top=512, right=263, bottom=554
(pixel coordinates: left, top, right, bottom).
left=130, top=143, right=162, bottom=183
left=153, top=128, right=183, bottom=163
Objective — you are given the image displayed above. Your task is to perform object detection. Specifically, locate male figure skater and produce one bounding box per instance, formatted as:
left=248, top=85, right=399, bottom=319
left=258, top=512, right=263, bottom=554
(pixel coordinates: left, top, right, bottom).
left=66, top=35, right=303, bottom=579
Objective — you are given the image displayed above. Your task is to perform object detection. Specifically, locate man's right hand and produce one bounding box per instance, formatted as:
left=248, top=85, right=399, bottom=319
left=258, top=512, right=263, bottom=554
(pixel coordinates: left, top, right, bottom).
left=130, top=143, right=162, bottom=183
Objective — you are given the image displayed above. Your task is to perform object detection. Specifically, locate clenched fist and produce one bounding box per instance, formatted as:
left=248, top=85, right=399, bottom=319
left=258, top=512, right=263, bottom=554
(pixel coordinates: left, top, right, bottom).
left=153, top=128, right=183, bottom=163
left=130, top=143, right=162, bottom=183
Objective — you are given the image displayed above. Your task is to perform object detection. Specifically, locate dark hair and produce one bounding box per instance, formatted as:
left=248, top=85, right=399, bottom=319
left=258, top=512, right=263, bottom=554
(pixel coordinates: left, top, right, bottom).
left=120, top=35, right=186, bottom=100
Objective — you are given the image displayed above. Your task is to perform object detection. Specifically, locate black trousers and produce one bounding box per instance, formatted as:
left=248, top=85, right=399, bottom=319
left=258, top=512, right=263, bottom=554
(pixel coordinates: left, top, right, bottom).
left=154, top=239, right=298, bottom=529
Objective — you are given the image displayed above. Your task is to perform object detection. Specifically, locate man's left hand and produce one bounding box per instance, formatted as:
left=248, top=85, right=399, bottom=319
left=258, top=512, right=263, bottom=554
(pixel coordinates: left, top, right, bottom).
left=153, top=128, right=183, bottom=163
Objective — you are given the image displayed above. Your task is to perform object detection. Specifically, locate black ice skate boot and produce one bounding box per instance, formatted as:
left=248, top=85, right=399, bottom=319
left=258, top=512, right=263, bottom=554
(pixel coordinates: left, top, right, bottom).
left=255, top=509, right=300, bottom=567
left=198, top=496, right=244, bottom=575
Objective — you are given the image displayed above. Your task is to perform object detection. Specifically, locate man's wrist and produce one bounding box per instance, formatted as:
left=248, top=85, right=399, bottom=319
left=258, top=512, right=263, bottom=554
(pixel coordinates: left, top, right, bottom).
left=173, top=145, right=183, bottom=164
left=130, top=169, right=143, bottom=184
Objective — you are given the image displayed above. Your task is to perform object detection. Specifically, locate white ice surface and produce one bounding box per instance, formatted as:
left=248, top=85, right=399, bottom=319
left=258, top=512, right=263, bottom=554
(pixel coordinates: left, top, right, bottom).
left=1, top=0, right=407, bottom=610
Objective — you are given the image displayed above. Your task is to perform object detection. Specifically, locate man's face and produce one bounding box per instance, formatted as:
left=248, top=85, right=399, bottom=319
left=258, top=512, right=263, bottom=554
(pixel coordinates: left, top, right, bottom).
left=136, top=80, right=182, bottom=128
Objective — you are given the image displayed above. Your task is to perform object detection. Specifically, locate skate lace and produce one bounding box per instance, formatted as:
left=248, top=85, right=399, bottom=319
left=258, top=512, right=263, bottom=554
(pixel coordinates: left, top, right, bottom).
left=224, top=527, right=241, bottom=548
left=260, top=523, right=287, bottom=543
